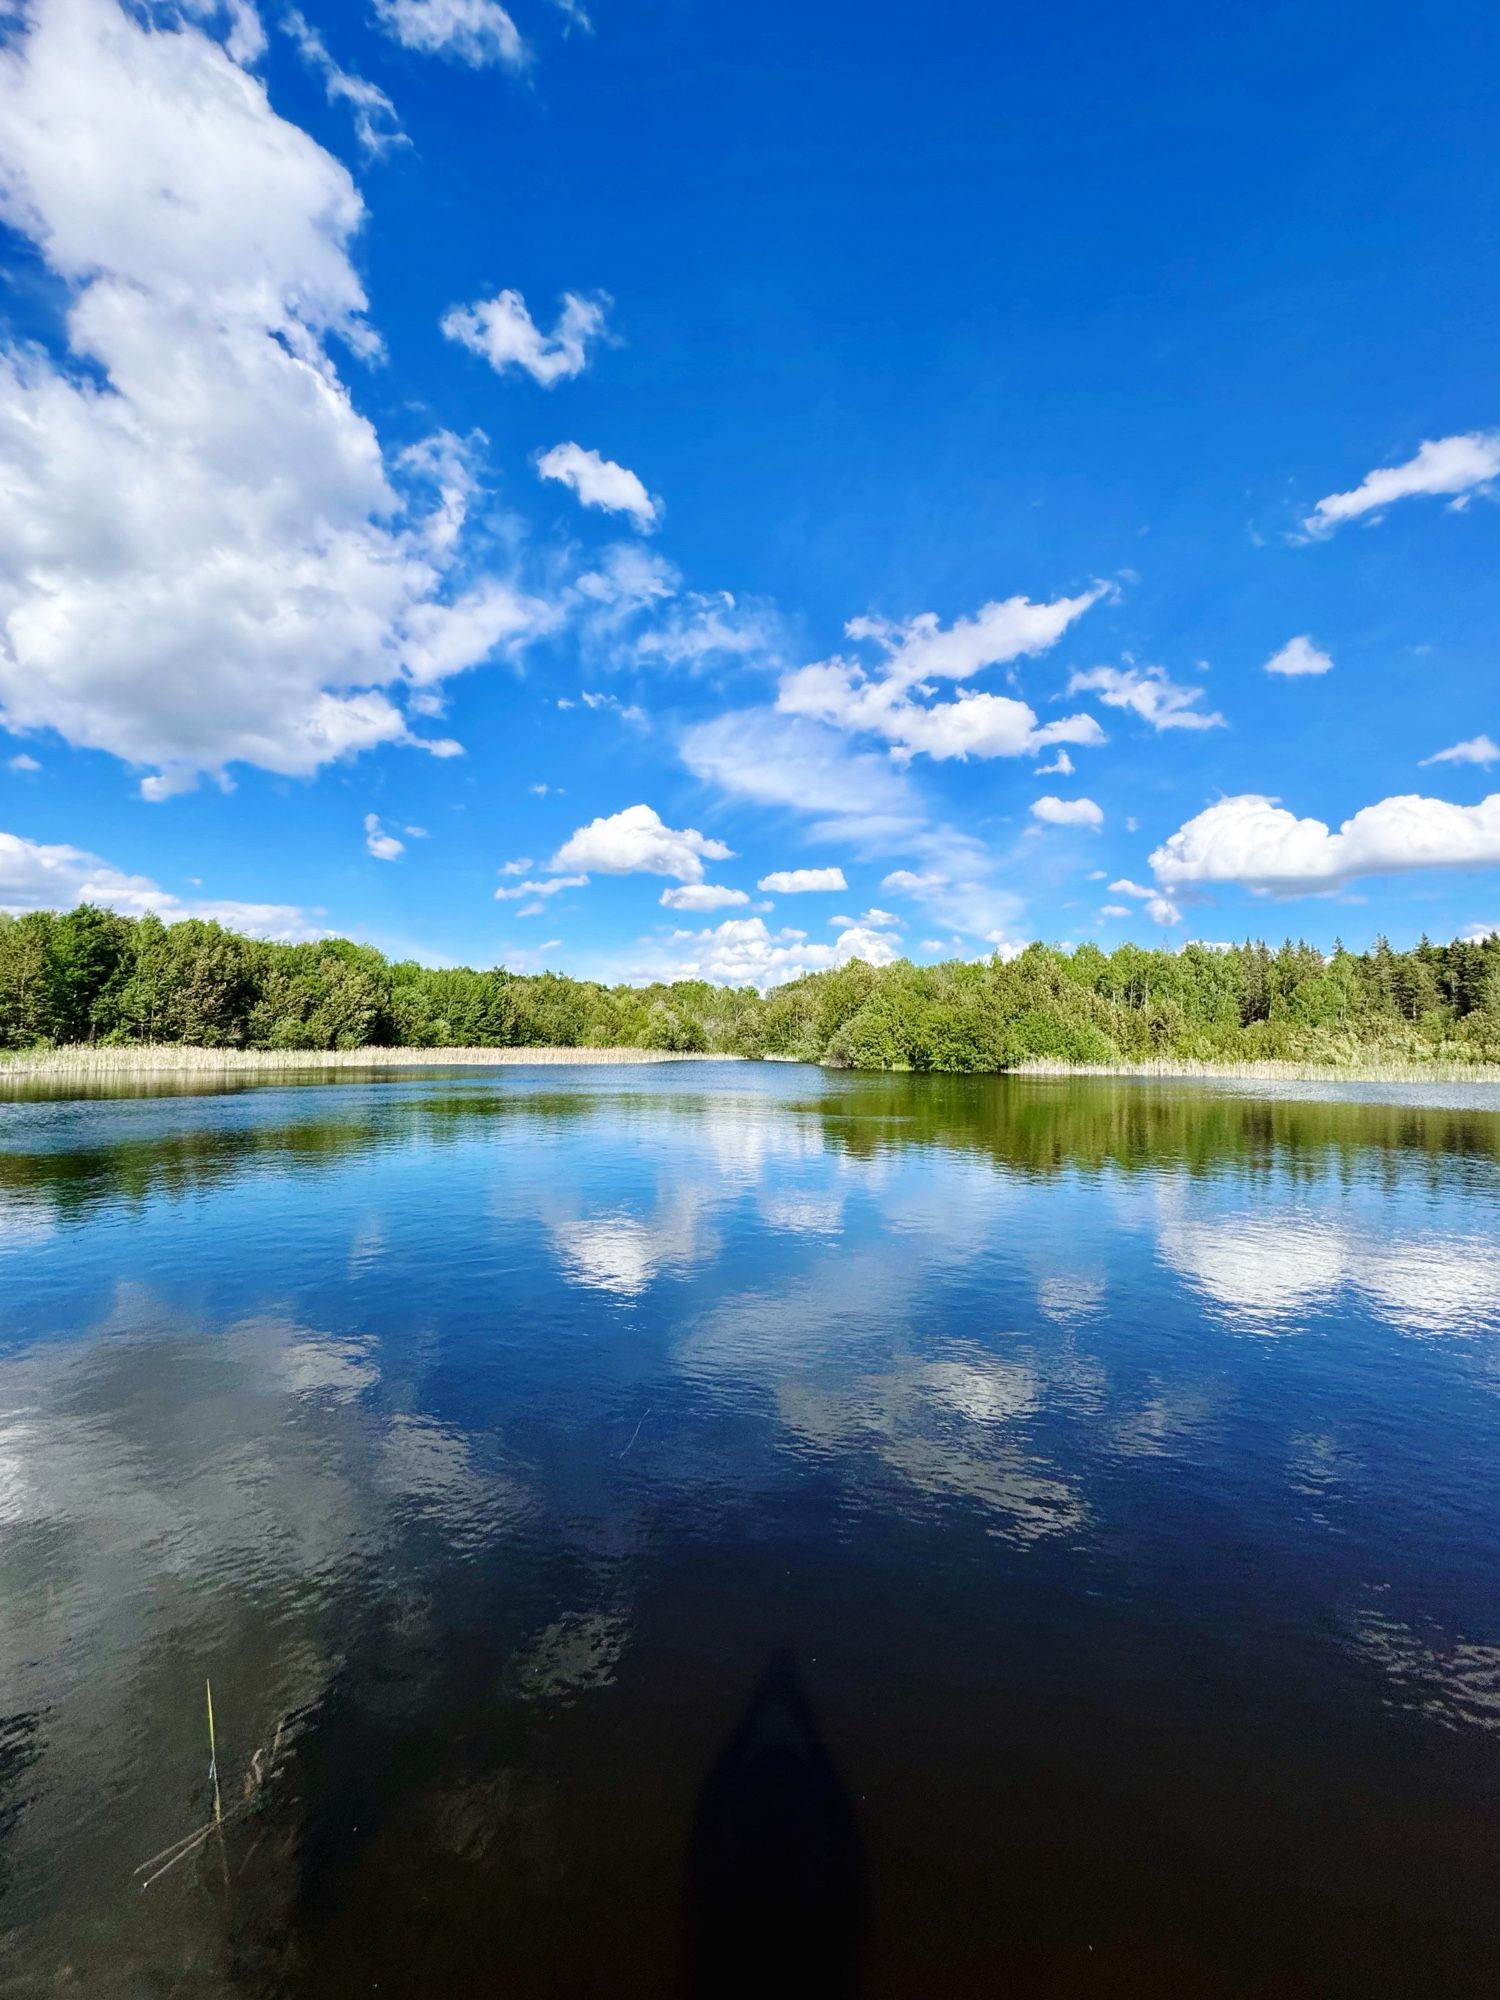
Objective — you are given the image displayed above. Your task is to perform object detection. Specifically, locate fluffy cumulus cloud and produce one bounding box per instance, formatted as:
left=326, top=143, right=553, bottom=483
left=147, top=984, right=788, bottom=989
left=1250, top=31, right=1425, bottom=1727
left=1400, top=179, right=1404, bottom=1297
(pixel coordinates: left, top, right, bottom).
left=636, top=915, right=900, bottom=990
left=1303, top=432, right=1500, bottom=537
left=550, top=803, right=731, bottom=882
left=1030, top=795, right=1103, bottom=828
left=370, top=0, right=525, bottom=67
left=0, top=0, right=551, bottom=800
left=1264, top=635, right=1333, bottom=678
left=1421, top=734, right=1499, bottom=768
left=1066, top=666, right=1223, bottom=731
left=0, top=828, right=323, bottom=936
left=1150, top=791, right=1500, bottom=894
left=363, top=812, right=404, bottom=860
left=6, top=753, right=40, bottom=773
left=535, top=443, right=658, bottom=528
left=757, top=867, right=847, bottom=893
left=776, top=589, right=1107, bottom=764
left=441, top=288, right=608, bottom=385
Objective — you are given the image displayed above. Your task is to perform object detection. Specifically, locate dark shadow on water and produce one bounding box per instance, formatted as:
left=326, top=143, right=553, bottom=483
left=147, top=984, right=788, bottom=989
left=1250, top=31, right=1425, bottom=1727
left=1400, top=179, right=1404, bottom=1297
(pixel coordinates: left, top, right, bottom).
left=687, top=1651, right=864, bottom=1999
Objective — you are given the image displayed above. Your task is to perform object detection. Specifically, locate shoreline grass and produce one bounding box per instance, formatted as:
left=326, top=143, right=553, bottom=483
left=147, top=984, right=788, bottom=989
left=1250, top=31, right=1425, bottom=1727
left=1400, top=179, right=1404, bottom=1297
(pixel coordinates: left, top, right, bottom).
left=0, top=1044, right=748, bottom=1077
left=2, top=1043, right=1498, bottom=1087
left=1010, top=1055, right=1500, bottom=1084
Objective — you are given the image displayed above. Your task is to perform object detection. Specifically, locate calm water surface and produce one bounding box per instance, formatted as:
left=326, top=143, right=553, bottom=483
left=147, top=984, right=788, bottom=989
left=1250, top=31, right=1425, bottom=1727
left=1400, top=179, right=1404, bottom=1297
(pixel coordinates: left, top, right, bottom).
left=3, top=1063, right=1500, bottom=1996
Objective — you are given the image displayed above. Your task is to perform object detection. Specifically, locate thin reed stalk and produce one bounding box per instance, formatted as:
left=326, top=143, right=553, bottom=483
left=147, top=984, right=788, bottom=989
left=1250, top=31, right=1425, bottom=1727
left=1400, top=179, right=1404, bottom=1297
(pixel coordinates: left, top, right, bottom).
left=135, top=1696, right=292, bottom=1893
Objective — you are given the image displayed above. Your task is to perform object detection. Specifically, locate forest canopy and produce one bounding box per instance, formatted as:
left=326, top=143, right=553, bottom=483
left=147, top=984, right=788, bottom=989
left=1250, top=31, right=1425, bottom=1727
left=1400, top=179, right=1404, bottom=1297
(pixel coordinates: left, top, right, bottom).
left=2, top=906, right=1499, bottom=1071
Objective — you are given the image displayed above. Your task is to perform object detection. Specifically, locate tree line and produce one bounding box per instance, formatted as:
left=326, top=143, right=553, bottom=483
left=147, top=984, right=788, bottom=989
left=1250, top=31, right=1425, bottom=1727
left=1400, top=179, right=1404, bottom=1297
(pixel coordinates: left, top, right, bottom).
left=2, top=905, right=1498, bottom=1069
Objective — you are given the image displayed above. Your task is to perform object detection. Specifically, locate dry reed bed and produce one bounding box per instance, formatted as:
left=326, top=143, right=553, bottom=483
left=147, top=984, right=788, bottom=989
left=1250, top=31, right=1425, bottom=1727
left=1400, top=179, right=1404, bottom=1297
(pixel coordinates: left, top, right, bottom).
left=3, top=1045, right=1499, bottom=1085
left=1012, top=1056, right=1500, bottom=1084
left=0, top=1044, right=745, bottom=1077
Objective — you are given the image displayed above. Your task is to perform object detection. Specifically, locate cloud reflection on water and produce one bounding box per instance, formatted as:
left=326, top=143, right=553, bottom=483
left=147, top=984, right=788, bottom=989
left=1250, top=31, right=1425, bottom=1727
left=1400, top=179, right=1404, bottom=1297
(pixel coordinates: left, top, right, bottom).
left=1154, top=1185, right=1500, bottom=1338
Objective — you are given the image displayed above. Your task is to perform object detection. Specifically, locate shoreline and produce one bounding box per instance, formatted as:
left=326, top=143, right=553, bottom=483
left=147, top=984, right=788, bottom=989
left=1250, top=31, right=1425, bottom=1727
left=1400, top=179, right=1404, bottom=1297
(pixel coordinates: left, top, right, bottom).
left=0, top=1045, right=749, bottom=1077
left=1009, top=1056, right=1500, bottom=1085
left=1, top=1044, right=1498, bottom=1087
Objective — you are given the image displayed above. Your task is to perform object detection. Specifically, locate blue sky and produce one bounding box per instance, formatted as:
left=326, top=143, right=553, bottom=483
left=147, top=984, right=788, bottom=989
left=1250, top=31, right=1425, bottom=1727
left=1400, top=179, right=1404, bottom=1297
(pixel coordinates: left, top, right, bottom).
left=1, top=0, right=1498, bottom=982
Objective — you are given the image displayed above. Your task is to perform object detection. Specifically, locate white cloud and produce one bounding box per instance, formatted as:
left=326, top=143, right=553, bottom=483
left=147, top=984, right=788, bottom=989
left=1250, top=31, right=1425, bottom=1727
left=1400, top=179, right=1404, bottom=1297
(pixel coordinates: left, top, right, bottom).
left=682, top=714, right=1026, bottom=949
left=283, top=9, right=405, bottom=153
left=777, top=588, right=1106, bottom=765
left=1421, top=734, right=1499, bottom=768
left=536, top=441, right=658, bottom=529
left=1099, top=904, right=1131, bottom=919
left=370, top=0, right=525, bottom=66
left=441, top=288, right=607, bottom=385
left=571, top=546, right=786, bottom=680
left=6, top=753, right=40, bottom=773
left=1460, top=922, right=1498, bottom=942
left=1104, top=877, right=1180, bottom=925
left=757, top=866, right=847, bottom=893
left=1030, top=795, right=1103, bottom=828
left=363, top=812, right=404, bottom=861
left=1037, top=747, right=1074, bottom=776
left=633, top=594, right=780, bottom=671
left=680, top=711, right=917, bottom=835
left=499, top=856, right=533, bottom=875
left=632, top=914, right=900, bottom=991
left=0, top=827, right=324, bottom=936
left=551, top=804, right=731, bottom=883
left=1104, top=880, right=1184, bottom=924
left=580, top=690, right=646, bottom=725
left=494, top=873, right=586, bottom=902
left=843, top=590, right=1107, bottom=681
left=659, top=883, right=749, bottom=911
left=1151, top=791, right=1500, bottom=894
left=1303, top=432, right=1500, bottom=537
left=0, top=0, right=548, bottom=798
left=1066, top=666, right=1223, bottom=731
left=1264, top=635, right=1333, bottom=678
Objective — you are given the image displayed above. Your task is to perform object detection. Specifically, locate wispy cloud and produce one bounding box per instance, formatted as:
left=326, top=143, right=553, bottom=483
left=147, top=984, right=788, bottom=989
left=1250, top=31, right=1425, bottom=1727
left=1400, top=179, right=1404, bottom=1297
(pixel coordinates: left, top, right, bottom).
left=1303, top=432, right=1500, bottom=537
left=283, top=10, right=406, bottom=153
left=0, top=828, right=325, bottom=938
left=1420, top=734, right=1499, bottom=769
left=1066, top=665, right=1223, bottom=732
left=372, top=0, right=527, bottom=68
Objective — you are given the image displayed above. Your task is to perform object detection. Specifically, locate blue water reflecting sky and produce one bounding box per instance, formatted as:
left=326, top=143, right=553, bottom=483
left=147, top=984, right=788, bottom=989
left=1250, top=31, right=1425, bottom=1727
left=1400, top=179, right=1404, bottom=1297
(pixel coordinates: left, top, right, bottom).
left=3, top=1065, right=1500, bottom=1995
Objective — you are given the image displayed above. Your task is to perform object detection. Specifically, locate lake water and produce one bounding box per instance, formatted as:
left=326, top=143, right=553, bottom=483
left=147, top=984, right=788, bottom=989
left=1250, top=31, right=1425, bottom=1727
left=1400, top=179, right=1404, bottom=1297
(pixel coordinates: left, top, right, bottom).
left=3, top=1062, right=1500, bottom=1997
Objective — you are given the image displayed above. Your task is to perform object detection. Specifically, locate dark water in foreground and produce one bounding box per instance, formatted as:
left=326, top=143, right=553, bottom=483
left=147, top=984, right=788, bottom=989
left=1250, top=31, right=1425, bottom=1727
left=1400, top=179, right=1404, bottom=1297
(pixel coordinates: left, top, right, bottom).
left=3, top=1063, right=1500, bottom=1997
